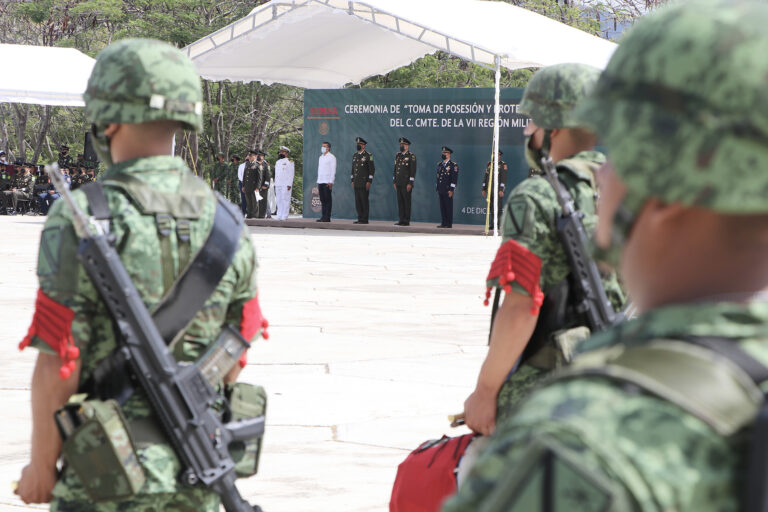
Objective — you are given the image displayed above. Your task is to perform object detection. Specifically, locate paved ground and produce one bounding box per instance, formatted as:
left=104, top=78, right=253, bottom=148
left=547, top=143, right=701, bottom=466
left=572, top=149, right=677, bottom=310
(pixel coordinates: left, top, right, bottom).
left=245, top=217, right=494, bottom=236
left=0, top=215, right=498, bottom=512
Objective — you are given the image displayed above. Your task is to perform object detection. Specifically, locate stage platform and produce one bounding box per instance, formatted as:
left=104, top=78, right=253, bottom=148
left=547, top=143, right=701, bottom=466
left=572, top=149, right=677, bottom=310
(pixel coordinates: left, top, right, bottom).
left=245, top=216, right=496, bottom=236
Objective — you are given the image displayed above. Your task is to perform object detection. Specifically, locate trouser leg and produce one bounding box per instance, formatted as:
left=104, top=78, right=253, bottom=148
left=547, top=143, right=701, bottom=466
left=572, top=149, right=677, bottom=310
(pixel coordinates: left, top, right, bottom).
left=404, top=187, right=411, bottom=222
left=244, top=184, right=257, bottom=218
left=438, top=192, right=447, bottom=226
left=239, top=180, right=247, bottom=215
left=446, top=193, right=453, bottom=227
left=396, top=186, right=405, bottom=223
left=361, top=187, right=369, bottom=222
left=356, top=187, right=363, bottom=221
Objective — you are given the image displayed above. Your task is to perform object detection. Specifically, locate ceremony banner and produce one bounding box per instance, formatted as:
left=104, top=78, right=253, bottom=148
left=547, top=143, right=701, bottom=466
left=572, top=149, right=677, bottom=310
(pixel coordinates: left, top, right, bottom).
left=304, top=88, right=529, bottom=225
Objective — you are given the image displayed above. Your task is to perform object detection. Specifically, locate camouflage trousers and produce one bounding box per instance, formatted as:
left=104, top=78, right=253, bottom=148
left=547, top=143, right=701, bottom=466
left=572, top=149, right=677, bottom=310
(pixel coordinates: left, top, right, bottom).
left=50, top=443, right=220, bottom=512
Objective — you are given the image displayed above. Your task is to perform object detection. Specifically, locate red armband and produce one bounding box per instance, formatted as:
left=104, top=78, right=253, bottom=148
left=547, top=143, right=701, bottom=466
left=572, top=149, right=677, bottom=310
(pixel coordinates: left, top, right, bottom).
left=484, top=240, right=545, bottom=315
left=19, top=289, right=80, bottom=379
left=238, top=295, right=269, bottom=368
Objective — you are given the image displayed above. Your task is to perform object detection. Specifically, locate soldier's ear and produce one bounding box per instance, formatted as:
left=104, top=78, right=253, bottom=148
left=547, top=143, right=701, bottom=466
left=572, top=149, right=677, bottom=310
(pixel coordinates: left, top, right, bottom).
left=104, top=123, right=121, bottom=138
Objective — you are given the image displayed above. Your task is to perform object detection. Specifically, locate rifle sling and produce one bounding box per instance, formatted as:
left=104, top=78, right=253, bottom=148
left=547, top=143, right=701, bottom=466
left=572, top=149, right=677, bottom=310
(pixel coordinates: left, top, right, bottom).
left=79, top=185, right=243, bottom=398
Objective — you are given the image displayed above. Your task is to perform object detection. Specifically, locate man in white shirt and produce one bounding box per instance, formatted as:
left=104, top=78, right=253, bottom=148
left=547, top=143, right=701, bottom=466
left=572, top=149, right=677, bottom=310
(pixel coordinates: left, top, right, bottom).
left=274, top=145, right=295, bottom=221
left=316, top=141, right=336, bottom=222
left=236, top=155, right=247, bottom=216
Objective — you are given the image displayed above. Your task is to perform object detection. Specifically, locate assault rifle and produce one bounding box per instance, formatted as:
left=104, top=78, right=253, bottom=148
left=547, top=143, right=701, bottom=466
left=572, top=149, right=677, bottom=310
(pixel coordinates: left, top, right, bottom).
left=47, top=164, right=264, bottom=512
left=539, top=156, right=617, bottom=332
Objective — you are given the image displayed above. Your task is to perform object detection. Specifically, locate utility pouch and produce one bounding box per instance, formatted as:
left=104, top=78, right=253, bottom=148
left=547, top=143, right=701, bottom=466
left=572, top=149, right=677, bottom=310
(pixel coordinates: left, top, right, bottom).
left=55, top=399, right=146, bottom=501
left=526, top=326, right=591, bottom=370
left=226, top=382, right=267, bottom=478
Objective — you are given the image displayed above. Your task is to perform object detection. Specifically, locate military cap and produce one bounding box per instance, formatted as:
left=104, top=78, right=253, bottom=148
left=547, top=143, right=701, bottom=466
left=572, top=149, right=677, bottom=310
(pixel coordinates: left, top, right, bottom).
left=355, top=137, right=367, bottom=145
left=256, top=149, right=266, bottom=156
left=498, top=150, right=503, bottom=155
left=441, top=146, right=453, bottom=154
left=575, top=0, right=768, bottom=213
left=0, top=151, right=5, bottom=156
left=247, top=149, right=258, bottom=155
left=217, top=151, right=225, bottom=157
left=520, top=63, right=600, bottom=130
left=59, top=144, right=69, bottom=150
left=279, top=146, right=290, bottom=153
left=231, top=155, right=240, bottom=161
left=399, top=137, right=411, bottom=145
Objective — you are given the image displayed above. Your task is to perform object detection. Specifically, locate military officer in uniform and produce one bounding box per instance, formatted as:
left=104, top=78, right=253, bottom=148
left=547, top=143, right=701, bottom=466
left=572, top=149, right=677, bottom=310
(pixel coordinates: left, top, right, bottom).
left=351, top=136, right=375, bottom=224
left=242, top=149, right=259, bottom=218
left=14, top=38, right=263, bottom=511
left=255, top=150, right=271, bottom=218
left=481, top=150, right=508, bottom=230
left=2, top=163, right=34, bottom=213
left=435, top=146, right=458, bottom=228
left=445, top=2, right=768, bottom=511
left=393, top=137, right=416, bottom=226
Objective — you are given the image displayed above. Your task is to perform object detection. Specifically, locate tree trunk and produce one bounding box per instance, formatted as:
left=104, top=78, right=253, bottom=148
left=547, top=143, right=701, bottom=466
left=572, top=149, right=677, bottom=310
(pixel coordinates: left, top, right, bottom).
left=32, top=105, right=52, bottom=164
left=12, top=103, right=29, bottom=161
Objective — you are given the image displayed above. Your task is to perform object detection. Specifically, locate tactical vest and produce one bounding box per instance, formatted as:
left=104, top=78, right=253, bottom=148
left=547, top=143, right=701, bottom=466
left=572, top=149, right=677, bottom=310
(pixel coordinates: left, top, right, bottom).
left=520, top=156, right=606, bottom=369
left=554, top=335, right=768, bottom=511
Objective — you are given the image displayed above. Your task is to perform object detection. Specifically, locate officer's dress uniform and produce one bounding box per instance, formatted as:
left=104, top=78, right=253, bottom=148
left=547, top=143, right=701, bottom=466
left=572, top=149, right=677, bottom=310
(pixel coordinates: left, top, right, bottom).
left=481, top=158, right=508, bottom=228
left=351, top=145, right=375, bottom=223
left=393, top=147, right=416, bottom=225
left=274, top=156, right=294, bottom=221
left=435, top=155, right=458, bottom=228
left=256, top=160, right=271, bottom=218
left=242, top=158, right=260, bottom=218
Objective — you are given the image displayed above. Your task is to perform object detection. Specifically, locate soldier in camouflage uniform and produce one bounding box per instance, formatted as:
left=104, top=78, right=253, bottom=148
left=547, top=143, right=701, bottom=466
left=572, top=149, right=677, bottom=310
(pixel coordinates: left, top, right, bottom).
left=462, top=63, right=625, bottom=436
left=255, top=150, right=271, bottom=218
left=2, top=163, right=34, bottom=213
left=445, top=1, right=768, bottom=510
left=14, top=39, right=265, bottom=511
left=57, top=145, right=72, bottom=170
left=228, top=155, right=241, bottom=205
left=210, top=151, right=229, bottom=195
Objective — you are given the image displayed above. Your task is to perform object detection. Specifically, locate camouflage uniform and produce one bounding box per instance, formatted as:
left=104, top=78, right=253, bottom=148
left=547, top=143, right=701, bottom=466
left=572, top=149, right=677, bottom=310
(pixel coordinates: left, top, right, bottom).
left=485, top=64, right=625, bottom=423
left=210, top=156, right=229, bottom=195
left=445, top=2, right=768, bottom=510
left=24, top=39, right=260, bottom=511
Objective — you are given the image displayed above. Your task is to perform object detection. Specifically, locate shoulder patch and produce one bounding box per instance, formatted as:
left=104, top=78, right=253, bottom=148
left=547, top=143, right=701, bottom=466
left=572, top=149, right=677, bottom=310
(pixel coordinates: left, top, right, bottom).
left=507, top=196, right=529, bottom=235
left=38, top=226, right=63, bottom=276
left=480, top=436, right=627, bottom=512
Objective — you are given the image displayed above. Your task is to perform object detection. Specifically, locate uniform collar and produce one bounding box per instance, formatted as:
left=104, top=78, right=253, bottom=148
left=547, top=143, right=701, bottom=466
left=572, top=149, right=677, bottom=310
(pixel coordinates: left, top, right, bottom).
left=102, top=155, right=189, bottom=178
left=579, top=300, right=768, bottom=355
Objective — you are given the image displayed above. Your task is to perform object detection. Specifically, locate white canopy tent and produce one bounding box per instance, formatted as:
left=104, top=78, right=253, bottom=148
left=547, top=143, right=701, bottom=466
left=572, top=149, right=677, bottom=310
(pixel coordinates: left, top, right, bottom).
left=0, top=44, right=95, bottom=107
left=184, top=0, right=617, bottom=234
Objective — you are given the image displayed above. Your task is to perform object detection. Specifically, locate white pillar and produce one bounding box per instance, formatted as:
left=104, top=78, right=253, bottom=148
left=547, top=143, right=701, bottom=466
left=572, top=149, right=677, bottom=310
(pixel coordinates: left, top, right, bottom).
left=492, top=55, right=501, bottom=238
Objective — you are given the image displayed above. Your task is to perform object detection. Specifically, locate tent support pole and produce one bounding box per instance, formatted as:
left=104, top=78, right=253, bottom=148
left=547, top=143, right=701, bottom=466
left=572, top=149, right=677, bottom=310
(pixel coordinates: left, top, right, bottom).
left=492, top=55, right=501, bottom=238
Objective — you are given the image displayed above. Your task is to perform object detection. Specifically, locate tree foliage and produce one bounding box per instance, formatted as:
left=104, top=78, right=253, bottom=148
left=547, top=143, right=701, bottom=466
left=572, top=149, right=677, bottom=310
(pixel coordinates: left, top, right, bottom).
left=0, top=0, right=654, bottom=211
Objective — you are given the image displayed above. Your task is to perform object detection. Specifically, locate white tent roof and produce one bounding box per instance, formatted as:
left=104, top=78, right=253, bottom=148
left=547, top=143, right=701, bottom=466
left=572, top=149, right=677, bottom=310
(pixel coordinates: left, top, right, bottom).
left=184, top=0, right=617, bottom=88
left=0, top=44, right=95, bottom=107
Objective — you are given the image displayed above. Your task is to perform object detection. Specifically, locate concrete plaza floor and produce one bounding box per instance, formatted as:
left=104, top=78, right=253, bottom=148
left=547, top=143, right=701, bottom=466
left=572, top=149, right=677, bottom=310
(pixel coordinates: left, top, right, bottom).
left=0, top=215, right=499, bottom=511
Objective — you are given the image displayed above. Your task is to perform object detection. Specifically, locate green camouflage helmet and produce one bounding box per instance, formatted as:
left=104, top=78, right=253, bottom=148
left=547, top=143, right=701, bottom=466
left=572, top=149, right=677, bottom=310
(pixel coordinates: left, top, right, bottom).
left=575, top=0, right=768, bottom=213
left=84, top=39, right=203, bottom=132
left=519, top=63, right=601, bottom=129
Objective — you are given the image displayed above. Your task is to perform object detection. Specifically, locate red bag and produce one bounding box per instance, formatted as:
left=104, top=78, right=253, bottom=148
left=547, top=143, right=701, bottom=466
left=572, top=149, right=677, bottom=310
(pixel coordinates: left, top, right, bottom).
left=390, top=434, right=475, bottom=512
